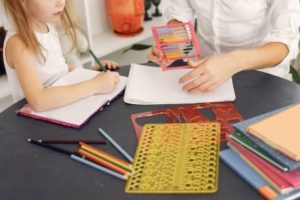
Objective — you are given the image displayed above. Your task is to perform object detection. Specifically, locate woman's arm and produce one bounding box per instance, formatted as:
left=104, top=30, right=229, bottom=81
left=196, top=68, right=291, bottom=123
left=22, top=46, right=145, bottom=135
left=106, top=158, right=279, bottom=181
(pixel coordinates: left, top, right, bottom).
left=179, top=42, right=289, bottom=93
left=6, top=35, right=119, bottom=112
left=180, top=0, right=300, bottom=93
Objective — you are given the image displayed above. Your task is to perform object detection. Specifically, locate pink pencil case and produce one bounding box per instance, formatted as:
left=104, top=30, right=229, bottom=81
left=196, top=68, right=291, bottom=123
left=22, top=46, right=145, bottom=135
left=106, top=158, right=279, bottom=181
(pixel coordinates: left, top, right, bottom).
left=152, top=21, right=202, bottom=71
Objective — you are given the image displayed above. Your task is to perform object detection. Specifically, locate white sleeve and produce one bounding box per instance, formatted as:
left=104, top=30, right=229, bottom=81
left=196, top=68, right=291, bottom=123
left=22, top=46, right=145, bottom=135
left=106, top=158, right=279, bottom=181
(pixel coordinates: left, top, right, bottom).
left=163, top=0, right=195, bottom=23
left=264, top=0, right=300, bottom=61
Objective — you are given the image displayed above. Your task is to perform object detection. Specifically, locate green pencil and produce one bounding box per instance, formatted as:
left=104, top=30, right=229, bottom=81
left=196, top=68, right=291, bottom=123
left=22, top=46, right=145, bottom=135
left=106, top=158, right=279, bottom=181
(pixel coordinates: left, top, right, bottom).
left=89, top=49, right=107, bottom=72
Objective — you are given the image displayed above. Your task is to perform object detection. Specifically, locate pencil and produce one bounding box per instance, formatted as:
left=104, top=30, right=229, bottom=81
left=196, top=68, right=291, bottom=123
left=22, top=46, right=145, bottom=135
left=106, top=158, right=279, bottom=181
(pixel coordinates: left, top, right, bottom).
left=77, top=148, right=131, bottom=176
left=38, top=139, right=107, bottom=145
left=28, top=138, right=74, bottom=155
left=27, top=139, right=127, bottom=181
left=98, top=128, right=134, bottom=162
left=79, top=142, right=132, bottom=172
left=89, top=49, right=107, bottom=72
left=71, top=155, right=128, bottom=180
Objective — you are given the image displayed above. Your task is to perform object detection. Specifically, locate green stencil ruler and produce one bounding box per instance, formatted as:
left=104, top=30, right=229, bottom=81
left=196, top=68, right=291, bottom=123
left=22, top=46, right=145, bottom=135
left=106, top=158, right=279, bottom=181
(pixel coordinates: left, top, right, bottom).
left=126, top=123, right=220, bottom=193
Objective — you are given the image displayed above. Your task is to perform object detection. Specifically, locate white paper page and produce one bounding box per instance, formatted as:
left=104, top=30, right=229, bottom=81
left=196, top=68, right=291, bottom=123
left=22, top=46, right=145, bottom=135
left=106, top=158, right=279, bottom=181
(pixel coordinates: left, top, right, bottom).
left=124, top=64, right=235, bottom=105
left=28, top=68, right=127, bottom=126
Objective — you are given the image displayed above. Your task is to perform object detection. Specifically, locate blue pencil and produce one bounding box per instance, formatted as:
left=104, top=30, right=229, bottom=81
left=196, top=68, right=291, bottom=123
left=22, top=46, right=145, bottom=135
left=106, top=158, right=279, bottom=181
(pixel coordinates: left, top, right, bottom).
left=98, top=128, right=134, bottom=162
left=70, top=155, right=127, bottom=180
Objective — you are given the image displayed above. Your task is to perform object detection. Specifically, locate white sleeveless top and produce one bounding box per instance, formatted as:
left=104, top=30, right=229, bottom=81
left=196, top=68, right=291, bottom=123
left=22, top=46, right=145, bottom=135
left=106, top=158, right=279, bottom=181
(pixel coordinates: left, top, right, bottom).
left=3, top=24, right=69, bottom=102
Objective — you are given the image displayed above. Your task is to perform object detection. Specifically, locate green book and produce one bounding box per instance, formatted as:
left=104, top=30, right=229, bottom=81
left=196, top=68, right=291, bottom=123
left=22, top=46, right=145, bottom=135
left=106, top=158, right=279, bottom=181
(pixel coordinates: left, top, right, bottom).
left=230, top=132, right=288, bottom=172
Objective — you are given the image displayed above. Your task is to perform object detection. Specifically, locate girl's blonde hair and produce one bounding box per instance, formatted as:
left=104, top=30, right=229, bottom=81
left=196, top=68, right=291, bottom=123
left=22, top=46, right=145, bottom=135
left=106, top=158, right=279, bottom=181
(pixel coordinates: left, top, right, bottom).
left=3, top=0, right=78, bottom=60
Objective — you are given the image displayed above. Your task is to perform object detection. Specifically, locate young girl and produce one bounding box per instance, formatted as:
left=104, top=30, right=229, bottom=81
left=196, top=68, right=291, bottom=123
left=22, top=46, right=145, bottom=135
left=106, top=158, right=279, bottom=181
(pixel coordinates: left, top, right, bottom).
left=149, top=0, right=300, bottom=93
left=3, top=0, right=120, bottom=112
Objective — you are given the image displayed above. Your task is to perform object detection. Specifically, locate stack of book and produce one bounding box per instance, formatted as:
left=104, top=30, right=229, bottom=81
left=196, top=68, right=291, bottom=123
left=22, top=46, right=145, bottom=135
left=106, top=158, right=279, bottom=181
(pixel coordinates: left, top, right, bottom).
left=220, top=104, right=300, bottom=200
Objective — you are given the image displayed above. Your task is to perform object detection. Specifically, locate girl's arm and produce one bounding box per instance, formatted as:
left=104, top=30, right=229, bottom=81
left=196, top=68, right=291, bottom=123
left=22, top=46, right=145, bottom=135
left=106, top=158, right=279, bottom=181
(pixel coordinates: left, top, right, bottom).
left=6, top=35, right=119, bottom=112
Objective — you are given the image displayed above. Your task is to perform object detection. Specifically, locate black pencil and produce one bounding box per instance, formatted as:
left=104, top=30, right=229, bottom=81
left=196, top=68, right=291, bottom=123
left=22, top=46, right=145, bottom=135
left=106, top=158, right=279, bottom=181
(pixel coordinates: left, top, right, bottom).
left=38, top=139, right=107, bottom=145
left=27, top=139, right=74, bottom=156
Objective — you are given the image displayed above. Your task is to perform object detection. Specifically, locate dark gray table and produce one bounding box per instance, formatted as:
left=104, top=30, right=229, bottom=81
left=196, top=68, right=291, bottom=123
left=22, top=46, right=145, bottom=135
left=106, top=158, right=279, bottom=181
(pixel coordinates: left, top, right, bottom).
left=1, top=65, right=300, bottom=200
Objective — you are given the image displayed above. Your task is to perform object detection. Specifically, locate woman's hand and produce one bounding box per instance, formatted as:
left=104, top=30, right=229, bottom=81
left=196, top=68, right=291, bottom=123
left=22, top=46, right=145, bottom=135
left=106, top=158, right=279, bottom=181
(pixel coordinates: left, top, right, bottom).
left=179, top=52, right=241, bottom=93
left=147, top=46, right=163, bottom=65
left=147, top=46, right=174, bottom=66
left=91, top=71, right=120, bottom=94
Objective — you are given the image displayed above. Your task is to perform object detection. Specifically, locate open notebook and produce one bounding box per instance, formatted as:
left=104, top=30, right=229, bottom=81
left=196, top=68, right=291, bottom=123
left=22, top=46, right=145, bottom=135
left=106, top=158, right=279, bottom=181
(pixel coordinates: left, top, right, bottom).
left=17, top=68, right=127, bottom=128
left=124, top=64, right=236, bottom=105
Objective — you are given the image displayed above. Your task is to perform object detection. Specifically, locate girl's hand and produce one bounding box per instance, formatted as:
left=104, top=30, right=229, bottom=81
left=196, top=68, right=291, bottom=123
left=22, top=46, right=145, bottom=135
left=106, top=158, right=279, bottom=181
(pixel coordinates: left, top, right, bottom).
left=91, top=71, right=120, bottom=94
left=179, top=52, right=241, bottom=93
left=92, top=60, right=119, bottom=71
left=101, top=60, right=119, bottom=70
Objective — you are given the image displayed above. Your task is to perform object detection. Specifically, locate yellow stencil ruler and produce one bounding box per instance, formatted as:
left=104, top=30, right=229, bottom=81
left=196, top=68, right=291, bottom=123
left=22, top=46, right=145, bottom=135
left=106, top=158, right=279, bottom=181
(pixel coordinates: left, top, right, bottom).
left=125, top=123, right=220, bottom=193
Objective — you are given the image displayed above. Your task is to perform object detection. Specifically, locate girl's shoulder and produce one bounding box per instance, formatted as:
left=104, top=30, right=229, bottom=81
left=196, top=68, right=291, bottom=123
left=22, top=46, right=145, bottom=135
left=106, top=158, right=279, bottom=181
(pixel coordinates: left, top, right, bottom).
left=5, top=33, right=33, bottom=68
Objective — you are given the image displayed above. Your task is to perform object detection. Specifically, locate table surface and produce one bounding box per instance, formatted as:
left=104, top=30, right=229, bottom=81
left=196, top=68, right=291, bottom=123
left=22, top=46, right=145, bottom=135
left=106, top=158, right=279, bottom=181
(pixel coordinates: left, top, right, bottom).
left=1, top=65, right=300, bottom=200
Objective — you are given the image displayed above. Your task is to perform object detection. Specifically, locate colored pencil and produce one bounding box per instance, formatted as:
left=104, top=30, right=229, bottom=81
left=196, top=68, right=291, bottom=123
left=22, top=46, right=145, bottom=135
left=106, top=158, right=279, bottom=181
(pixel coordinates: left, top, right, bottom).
left=89, top=49, right=107, bottom=72
left=27, top=139, right=127, bottom=181
left=79, top=142, right=132, bottom=172
left=71, top=155, right=128, bottom=180
left=98, top=128, right=134, bottom=162
left=38, top=139, right=107, bottom=145
left=77, top=148, right=131, bottom=176
left=28, top=138, right=74, bottom=155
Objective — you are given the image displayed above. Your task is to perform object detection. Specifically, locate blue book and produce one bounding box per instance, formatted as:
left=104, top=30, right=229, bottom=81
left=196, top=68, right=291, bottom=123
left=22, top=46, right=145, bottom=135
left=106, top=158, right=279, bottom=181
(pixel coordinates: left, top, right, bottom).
left=233, top=105, right=300, bottom=171
left=220, top=149, right=300, bottom=200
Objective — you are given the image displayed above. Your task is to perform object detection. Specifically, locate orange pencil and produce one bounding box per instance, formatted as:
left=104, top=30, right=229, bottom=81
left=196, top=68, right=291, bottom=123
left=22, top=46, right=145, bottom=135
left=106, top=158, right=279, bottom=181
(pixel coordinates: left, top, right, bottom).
left=79, top=142, right=132, bottom=172
left=77, top=149, right=130, bottom=177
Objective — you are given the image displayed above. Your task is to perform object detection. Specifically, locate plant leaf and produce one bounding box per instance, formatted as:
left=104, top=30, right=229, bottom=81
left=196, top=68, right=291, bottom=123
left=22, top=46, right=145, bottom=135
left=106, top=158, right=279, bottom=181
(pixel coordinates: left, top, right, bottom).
left=123, top=44, right=152, bottom=53
left=290, top=66, right=300, bottom=84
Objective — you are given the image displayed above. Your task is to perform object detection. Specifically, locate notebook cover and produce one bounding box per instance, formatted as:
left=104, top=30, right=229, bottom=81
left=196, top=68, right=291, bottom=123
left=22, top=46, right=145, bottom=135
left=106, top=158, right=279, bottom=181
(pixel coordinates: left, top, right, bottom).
left=16, top=68, right=127, bottom=128
left=233, top=105, right=300, bottom=171
left=230, top=138, right=300, bottom=188
left=220, top=149, right=278, bottom=200
left=247, top=104, right=300, bottom=161
left=229, top=139, right=299, bottom=194
left=220, top=149, right=300, bottom=200
left=230, top=131, right=288, bottom=171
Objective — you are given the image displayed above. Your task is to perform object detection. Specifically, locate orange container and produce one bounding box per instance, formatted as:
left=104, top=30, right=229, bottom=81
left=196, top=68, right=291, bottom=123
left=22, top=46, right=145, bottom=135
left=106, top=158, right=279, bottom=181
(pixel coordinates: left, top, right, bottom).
left=106, top=0, right=144, bottom=36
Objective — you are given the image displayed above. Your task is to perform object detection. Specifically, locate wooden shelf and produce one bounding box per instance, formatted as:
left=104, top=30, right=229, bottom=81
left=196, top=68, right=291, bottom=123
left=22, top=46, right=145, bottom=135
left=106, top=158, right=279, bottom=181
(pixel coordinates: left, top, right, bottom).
left=75, top=0, right=168, bottom=65
left=92, top=17, right=165, bottom=58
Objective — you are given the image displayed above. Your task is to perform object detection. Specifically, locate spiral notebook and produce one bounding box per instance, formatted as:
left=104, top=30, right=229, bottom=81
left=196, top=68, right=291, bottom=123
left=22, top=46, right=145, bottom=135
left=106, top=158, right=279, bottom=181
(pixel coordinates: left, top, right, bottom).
left=124, top=64, right=236, bottom=105
left=17, top=68, right=127, bottom=128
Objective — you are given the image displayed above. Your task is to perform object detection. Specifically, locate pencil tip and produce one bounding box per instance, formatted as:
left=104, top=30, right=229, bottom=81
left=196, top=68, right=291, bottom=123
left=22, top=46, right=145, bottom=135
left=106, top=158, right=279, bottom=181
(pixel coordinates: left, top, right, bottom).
left=27, top=138, right=32, bottom=142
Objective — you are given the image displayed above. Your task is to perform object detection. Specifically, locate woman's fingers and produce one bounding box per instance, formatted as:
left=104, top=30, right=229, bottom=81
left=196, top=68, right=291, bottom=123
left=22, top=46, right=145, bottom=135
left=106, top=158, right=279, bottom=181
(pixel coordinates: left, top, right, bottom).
left=188, top=79, right=215, bottom=93
left=188, top=58, right=207, bottom=68
left=179, top=66, right=205, bottom=84
left=147, top=47, right=163, bottom=64
left=182, top=73, right=208, bottom=91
